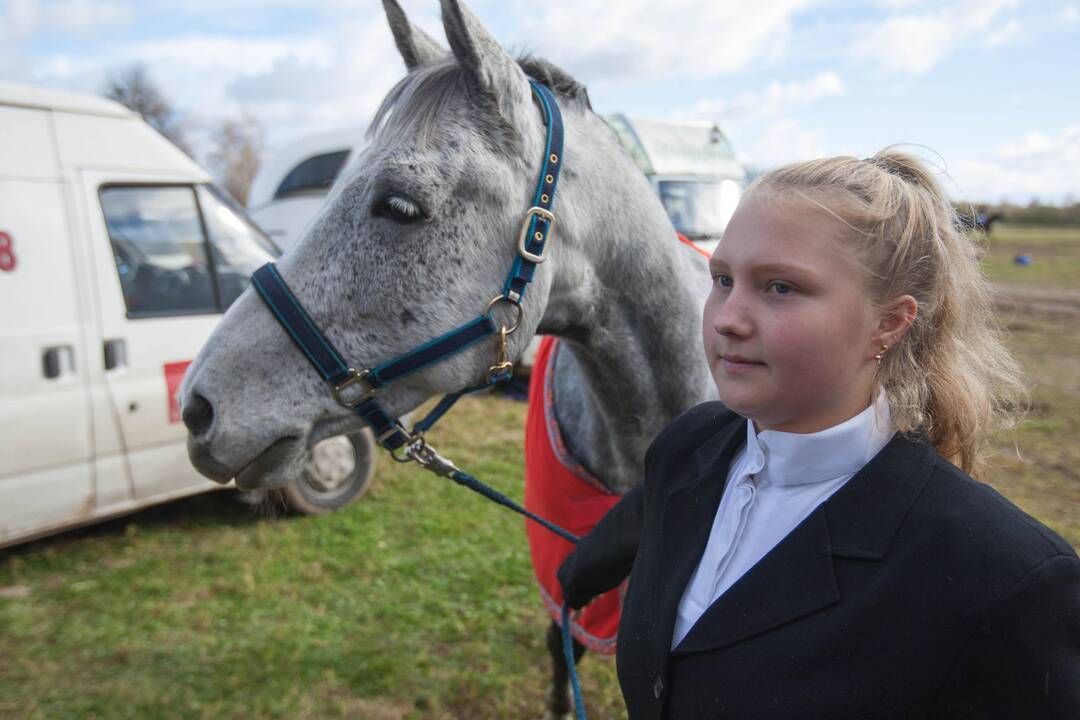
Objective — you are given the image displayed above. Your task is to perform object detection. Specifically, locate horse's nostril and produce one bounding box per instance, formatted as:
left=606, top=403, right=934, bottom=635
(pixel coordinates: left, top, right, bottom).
left=182, top=392, right=215, bottom=438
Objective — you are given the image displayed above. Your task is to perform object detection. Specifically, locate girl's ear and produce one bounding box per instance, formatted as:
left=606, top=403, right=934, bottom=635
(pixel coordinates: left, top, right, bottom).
left=873, top=294, right=918, bottom=349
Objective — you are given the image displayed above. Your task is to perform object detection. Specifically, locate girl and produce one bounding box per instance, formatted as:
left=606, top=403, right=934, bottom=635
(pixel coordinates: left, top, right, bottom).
left=558, top=151, right=1080, bottom=719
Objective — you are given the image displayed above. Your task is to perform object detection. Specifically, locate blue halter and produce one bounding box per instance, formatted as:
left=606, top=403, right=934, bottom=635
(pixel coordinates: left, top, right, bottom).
left=251, top=80, right=564, bottom=453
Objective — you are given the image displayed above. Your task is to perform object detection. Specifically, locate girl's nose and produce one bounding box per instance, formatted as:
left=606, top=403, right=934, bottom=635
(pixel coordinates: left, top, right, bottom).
left=710, top=291, right=753, bottom=338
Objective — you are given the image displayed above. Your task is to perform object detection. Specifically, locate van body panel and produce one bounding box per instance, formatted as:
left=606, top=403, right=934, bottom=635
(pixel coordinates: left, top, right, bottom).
left=53, top=111, right=208, bottom=179
left=0, top=106, right=59, bottom=180
left=0, top=464, right=95, bottom=545
left=59, top=168, right=130, bottom=465
left=0, top=177, right=94, bottom=536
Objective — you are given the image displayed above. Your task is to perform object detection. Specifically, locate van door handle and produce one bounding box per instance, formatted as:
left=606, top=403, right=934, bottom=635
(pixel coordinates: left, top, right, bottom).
left=104, top=339, right=127, bottom=370
left=43, top=345, right=75, bottom=379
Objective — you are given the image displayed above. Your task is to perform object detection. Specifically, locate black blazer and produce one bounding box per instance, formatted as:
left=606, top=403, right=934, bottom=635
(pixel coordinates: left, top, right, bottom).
left=560, top=403, right=1080, bottom=719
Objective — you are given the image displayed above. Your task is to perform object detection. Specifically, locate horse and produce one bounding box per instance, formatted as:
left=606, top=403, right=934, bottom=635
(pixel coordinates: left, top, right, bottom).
left=180, top=0, right=716, bottom=715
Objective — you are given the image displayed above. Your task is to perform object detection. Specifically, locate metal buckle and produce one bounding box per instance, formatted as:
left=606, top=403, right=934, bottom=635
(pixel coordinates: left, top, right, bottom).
left=331, top=368, right=376, bottom=408
left=517, top=206, right=556, bottom=264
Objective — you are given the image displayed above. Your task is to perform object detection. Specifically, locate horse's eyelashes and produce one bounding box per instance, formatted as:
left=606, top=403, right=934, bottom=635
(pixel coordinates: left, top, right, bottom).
left=375, top=193, right=425, bottom=224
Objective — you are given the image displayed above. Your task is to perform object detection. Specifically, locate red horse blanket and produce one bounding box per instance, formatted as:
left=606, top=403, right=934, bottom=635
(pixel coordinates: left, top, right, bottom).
left=524, top=336, right=624, bottom=654
left=522, top=235, right=708, bottom=653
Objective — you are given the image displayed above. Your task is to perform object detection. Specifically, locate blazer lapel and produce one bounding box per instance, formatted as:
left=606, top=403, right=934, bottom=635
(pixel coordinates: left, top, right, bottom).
left=649, top=416, right=748, bottom=653
left=672, top=506, right=839, bottom=654
left=668, top=428, right=938, bottom=655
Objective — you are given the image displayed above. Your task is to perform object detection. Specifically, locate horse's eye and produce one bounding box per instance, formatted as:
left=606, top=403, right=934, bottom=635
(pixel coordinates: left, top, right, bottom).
left=375, top=193, right=425, bottom=224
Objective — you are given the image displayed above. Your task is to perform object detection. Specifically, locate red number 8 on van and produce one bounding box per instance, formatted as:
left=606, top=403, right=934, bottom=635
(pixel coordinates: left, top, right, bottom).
left=0, top=232, right=15, bottom=272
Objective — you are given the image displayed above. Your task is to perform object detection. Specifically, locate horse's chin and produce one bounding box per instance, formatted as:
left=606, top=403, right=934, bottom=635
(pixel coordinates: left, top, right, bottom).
left=233, top=436, right=306, bottom=490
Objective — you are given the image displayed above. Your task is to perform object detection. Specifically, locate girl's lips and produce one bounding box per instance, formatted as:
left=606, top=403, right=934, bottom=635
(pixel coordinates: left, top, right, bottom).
left=720, top=355, right=766, bottom=373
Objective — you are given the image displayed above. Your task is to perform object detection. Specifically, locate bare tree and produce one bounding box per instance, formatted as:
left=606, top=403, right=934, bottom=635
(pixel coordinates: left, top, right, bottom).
left=207, top=112, right=264, bottom=206
left=103, top=63, right=193, bottom=157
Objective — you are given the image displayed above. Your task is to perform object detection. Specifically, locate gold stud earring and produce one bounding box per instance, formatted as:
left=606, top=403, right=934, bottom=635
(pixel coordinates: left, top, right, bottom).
left=874, top=344, right=889, bottom=363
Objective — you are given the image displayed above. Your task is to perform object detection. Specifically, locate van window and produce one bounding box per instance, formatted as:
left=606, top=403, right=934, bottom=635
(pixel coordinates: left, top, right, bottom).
left=101, top=186, right=218, bottom=317
left=197, top=185, right=277, bottom=307
left=273, top=150, right=350, bottom=199
left=101, top=184, right=278, bottom=318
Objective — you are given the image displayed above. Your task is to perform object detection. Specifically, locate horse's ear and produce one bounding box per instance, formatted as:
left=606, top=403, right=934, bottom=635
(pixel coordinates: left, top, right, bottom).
left=440, top=0, right=532, bottom=129
left=383, top=0, right=448, bottom=70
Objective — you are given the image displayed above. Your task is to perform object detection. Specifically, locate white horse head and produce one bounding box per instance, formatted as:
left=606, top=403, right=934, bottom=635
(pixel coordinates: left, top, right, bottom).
left=184, top=0, right=713, bottom=491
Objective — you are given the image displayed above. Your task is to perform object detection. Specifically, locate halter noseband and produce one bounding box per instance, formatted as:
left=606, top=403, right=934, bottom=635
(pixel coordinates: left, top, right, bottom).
left=249, top=80, right=565, bottom=464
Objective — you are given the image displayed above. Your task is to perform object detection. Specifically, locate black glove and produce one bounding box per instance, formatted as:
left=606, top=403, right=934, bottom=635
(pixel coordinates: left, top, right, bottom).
left=558, top=483, right=644, bottom=609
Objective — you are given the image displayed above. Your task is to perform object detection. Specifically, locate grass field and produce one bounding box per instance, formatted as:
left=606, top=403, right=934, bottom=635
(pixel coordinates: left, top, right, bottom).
left=1, top=225, right=1078, bottom=719
left=981, top=222, right=1080, bottom=287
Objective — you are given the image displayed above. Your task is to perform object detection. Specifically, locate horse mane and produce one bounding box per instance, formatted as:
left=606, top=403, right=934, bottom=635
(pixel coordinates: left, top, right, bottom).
left=516, top=55, right=592, bottom=110
left=368, top=55, right=590, bottom=153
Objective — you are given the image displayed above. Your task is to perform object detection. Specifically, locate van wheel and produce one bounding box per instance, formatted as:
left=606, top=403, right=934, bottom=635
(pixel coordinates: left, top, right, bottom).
left=281, top=429, right=376, bottom=515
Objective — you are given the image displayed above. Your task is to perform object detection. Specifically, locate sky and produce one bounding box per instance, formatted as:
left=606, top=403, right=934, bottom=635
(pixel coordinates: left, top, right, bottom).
left=2, top=0, right=1078, bottom=204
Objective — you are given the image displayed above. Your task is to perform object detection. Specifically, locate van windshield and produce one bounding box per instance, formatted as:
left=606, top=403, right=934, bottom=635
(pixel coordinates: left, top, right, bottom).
left=658, top=180, right=741, bottom=240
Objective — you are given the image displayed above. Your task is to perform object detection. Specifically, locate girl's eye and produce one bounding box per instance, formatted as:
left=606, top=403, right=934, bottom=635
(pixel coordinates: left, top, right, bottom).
left=713, top=274, right=733, bottom=288
left=767, top=281, right=795, bottom=295
left=375, top=194, right=424, bottom=223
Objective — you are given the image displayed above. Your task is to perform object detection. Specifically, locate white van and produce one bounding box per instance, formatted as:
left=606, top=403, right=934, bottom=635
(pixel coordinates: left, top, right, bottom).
left=0, top=82, right=375, bottom=549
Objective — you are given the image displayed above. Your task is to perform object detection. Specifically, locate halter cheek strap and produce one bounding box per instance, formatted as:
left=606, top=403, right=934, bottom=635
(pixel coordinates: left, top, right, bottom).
left=249, top=81, right=564, bottom=451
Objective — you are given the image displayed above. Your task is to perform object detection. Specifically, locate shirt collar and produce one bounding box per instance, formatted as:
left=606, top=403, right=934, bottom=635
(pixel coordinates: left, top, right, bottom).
left=744, top=389, right=895, bottom=487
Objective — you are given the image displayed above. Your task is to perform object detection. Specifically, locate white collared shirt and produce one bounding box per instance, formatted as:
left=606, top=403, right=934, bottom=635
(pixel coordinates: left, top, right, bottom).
left=671, top=390, right=896, bottom=649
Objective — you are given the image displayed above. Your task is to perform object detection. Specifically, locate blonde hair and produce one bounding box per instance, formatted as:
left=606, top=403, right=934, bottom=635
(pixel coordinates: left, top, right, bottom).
left=747, top=150, right=1027, bottom=476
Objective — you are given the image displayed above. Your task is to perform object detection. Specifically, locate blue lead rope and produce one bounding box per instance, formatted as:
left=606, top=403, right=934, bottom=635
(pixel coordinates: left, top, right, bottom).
left=446, top=466, right=586, bottom=720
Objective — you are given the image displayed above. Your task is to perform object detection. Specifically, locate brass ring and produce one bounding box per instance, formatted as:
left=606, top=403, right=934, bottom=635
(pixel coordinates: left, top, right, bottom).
left=485, top=294, right=524, bottom=334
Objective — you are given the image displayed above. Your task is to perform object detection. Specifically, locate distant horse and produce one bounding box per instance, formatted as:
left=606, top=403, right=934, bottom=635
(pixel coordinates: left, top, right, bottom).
left=180, top=1, right=715, bottom=715
left=956, top=211, right=1002, bottom=234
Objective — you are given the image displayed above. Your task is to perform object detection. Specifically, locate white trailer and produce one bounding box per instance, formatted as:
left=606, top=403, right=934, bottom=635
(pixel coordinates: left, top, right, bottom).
left=605, top=115, right=746, bottom=254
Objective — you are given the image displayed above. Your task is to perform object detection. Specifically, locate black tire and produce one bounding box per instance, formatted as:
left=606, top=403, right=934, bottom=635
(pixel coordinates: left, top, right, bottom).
left=281, top=428, right=377, bottom=515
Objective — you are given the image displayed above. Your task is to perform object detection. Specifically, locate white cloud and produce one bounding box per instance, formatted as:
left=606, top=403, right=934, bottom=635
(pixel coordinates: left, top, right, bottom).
left=951, top=126, right=1080, bottom=203
left=984, top=18, right=1022, bottom=47
left=875, top=0, right=928, bottom=8
left=851, top=0, right=1017, bottom=75
left=1, top=0, right=132, bottom=36
left=678, top=71, right=844, bottom=123
left=1062, top=5, right=1079, bottom=23
left=505, top=0, right=816, bottom=81
left=15, top=12, right=403, bottom=151
left=744, top=119, right=829, bottom=167
left=46, top=0, right=132, bottom=35
left=667, top=72, right=842, bottom=169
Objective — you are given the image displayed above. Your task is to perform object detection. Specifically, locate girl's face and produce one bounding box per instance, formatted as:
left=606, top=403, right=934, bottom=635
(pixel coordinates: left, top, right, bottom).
left=703, top=194, right=882, bottom=434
